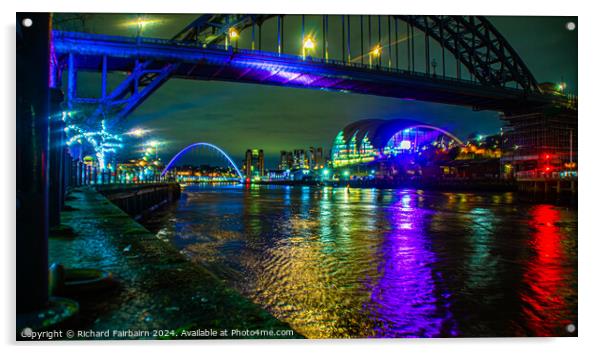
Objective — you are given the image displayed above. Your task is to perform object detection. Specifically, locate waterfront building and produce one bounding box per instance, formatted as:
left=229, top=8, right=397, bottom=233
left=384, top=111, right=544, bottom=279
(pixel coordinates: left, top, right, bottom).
left=292, top=149, right=309, bottom=170
left=331, top=119, right=466, bottom=180
left=243, top=148, right=265, bottom=179
left=279, top=150, right=294, bottom=170
left=309, top=146, right=325, bottom=170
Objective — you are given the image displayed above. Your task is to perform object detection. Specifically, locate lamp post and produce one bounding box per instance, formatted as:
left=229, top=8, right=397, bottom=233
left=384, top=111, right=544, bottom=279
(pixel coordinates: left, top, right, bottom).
left=302, top=36, right=316, bottom=60
left=227, top=27, right=239, bottom=49
left=369, top=45, right=382, bottom=68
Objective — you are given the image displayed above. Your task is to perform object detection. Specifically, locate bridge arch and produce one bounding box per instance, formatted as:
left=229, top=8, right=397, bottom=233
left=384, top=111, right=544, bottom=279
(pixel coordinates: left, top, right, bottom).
left=175, top=15, right=539, bottom=92
left=161, top=142, right=243, bottom=180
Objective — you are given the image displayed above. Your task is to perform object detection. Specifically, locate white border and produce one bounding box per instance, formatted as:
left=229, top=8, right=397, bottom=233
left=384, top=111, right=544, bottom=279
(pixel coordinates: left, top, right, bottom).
left=2, top=1, right=599, bottom=353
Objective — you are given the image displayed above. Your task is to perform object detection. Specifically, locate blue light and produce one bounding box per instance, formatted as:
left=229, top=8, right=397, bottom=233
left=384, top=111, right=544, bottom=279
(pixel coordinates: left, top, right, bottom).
left=161, top=142, right=243, bottom=180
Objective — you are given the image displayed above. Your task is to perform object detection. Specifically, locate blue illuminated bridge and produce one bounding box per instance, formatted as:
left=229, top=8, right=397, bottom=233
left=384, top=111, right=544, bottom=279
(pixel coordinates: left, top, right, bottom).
left=161, top=142, right=244, bottom=181
left=50, top=15, right=574, bottom=129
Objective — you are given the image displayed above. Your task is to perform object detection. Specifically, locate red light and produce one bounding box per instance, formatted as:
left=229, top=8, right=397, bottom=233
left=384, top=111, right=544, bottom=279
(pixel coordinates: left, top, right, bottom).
left=545, top=154, right=550, bottom=159
left=545, top=166, right=551, bottom=172
left=522, top=205, right=569, bottom=336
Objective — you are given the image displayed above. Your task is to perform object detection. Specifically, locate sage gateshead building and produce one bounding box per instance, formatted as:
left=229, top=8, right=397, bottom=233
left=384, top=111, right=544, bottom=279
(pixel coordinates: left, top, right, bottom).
left=331, top=119, right=466, bottom=178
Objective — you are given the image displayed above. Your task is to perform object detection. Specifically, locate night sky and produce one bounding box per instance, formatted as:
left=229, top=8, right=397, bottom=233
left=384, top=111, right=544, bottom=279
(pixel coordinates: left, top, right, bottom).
left=58, top=14, right=577, bottom=168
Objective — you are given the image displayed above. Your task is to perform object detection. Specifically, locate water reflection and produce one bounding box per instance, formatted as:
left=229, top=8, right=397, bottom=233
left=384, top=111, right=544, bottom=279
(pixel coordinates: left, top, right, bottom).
left=520, top=205, right=577, bottom=336
left=147, top=185, right=577, bottom=338
left=465, top=208, right=499, bottom=293
left=364, top=190, right=456, bottom=337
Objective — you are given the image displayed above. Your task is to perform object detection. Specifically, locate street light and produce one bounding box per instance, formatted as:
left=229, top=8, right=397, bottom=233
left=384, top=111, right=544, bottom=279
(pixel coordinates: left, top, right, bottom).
left=146, top=140, right=162, bottom=160
left=126, top=128, right=148, bottom=137
left=369, top=45, right=382, bottom=67
left=147, top=140, right=160, bottom=148
left=123, top=16, right=160, bottom=40
left=302, top=36, right=316, bottom=59
left=228, top=27, right=239, bottom=39
left=226, top=27, right=239, bottom=48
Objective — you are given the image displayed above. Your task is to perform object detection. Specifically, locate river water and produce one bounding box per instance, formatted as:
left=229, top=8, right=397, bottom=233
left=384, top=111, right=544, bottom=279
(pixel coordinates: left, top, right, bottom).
left=145, top=184, right=577, bottom=338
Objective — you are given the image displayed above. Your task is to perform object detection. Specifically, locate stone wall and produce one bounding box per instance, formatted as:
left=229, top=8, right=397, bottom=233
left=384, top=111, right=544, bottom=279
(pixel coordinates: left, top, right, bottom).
left=96, top=183, right=181, bottom=219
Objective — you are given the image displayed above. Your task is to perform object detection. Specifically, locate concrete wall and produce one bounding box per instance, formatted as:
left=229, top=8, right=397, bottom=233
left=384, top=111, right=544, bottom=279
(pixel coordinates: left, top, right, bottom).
left=96, top=183, right=181, bottom=219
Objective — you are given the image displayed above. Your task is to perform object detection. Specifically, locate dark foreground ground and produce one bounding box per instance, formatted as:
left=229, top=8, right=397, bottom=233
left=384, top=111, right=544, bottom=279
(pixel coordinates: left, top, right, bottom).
left=48, top=187, right=301, bottom=340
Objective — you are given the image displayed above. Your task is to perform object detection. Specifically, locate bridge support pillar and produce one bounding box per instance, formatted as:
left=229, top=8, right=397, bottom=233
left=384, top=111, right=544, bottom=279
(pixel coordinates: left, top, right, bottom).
left=16, top=12, right=51, bottom=314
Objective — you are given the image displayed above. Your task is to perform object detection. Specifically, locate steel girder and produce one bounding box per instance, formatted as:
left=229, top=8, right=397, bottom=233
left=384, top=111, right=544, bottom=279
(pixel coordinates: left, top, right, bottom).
left=175, top=15, right=540, bottom=92
left=396, top=15, right=540, bottom=93
left=172, top=14, right=272, bottom=44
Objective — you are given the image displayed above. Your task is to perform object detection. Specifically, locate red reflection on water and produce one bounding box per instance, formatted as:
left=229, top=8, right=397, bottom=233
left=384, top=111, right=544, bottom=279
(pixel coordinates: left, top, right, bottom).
left=521, top=205, right=571, bottom=336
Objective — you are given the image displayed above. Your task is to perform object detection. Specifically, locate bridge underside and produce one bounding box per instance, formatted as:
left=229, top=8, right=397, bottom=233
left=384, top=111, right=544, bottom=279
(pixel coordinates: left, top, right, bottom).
left=54, top=31, right=559, bottom=115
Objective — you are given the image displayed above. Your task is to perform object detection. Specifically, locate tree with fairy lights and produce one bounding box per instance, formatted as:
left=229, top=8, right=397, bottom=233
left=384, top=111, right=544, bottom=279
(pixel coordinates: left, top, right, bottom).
left=62, top=111, right=124, bottom=170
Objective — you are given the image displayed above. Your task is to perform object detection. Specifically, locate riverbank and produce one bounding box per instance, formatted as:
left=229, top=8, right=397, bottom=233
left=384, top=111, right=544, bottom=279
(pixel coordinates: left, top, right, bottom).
left=48, top=186, right=301, bottom=340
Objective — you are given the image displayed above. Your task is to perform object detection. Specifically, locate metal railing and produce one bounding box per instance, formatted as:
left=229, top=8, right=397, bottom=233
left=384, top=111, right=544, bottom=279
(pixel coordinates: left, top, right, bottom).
left=66, top=159, right=169, bottom=188
left=515, top=169, right=578, bottom=181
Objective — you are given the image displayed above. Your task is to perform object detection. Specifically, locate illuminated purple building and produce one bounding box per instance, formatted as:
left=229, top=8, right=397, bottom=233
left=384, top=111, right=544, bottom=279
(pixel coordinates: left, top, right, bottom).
left=331, top=119, right=465, bottom=179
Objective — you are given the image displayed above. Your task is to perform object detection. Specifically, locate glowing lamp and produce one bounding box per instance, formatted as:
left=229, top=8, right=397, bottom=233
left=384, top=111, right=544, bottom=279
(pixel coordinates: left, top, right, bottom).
left=147, top=140, right=161, bottom=148
left=124, top=17, right=160, bottom=29
left=303, top=37, right=316, bottom=50
left=228, top=28, right=239, bottom=39
left=127, top=128, right=147, bottom=137
left=370, top=45, right=382, bottom=57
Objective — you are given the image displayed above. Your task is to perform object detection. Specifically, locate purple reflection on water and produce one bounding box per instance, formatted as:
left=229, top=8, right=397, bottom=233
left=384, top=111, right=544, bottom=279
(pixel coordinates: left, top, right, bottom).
left=364, top=190, right=456, bottom=337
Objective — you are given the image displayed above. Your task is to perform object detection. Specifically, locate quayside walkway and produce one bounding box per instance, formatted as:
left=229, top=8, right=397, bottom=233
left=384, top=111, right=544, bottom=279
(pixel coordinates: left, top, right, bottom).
left=49, top=186, right=300, bottom=339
